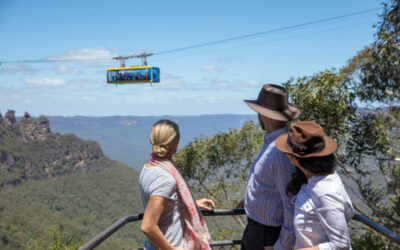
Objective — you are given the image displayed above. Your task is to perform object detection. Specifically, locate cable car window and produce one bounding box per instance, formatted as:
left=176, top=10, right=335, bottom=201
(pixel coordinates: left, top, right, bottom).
left=128, top=69, right=134, bottom=80
left=107, top=70, right=118, bottom=82
left=152, top=68, right=160, bottom=82
left=140, top=69, right=145, bottom=80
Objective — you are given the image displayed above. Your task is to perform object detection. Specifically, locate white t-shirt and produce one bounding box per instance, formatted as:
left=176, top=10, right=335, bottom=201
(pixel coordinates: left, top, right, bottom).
left=139, top=165, right=184, bottom=250
left=294, top=172, right=355, bottom=250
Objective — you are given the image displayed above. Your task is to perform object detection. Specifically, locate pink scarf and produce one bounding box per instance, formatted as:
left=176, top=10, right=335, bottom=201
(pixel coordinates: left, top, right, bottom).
left=149, top=155, right=211, bottom=250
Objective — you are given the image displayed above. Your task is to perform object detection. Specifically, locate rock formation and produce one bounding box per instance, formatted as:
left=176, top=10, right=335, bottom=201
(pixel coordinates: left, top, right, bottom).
left=18, top=112, right=51, bottom=142
left=0, top=110, right=106, bottom=187
left=5, top=110, right=18, bottom=132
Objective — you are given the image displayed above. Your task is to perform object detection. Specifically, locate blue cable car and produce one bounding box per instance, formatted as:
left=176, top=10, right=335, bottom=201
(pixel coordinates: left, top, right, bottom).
left=107, top=66, right=160, bottom=84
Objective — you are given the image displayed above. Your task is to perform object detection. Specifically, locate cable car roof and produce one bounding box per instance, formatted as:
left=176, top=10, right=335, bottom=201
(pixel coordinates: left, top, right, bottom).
left=107, top=65, right=155, bottom=71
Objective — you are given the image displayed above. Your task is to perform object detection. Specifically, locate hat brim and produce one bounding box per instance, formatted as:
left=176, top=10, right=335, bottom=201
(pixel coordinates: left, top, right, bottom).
left=244, top=100, right=301, bottom=121
left=275, top=133, right=337, bottom=158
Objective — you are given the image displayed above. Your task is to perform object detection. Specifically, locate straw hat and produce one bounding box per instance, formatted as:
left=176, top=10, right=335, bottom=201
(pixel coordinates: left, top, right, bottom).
left=276, top=121, right=337, bottom=158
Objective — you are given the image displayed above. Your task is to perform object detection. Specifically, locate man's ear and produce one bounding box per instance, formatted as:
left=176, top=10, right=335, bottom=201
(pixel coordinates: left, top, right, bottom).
left=287, top=154, right=299, bottom=167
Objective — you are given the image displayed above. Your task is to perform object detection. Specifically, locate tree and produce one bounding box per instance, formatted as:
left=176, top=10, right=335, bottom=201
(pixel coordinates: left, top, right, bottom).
left=286, top=3, right=400, bottom=242
left=358, top=0, right=400, bottom=104
left=26, top=226, right=83, bottom=250
left=283, top=1, right=400, bottom=247
left=174, top=1, right=400, bottom=248
left=344, top=1, right=399, bottom=247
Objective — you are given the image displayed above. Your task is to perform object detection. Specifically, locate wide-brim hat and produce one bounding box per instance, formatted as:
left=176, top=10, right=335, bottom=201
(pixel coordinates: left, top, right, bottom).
left=276, top=121, right=337, bottom=158
left=244, top=84, right=300, bottom=121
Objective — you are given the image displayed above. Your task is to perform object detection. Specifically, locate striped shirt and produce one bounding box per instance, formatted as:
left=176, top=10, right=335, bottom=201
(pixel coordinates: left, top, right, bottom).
left=245, top=127, right=296, bottom=250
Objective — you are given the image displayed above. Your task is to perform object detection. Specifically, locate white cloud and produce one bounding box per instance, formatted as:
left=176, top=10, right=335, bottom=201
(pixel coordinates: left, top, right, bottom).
left=24, top=78, right=66, bottom=87
left=161, top=78, right=184, bottom=89
left=246, top=81, right=262, bottom=87
left=200, top=77, right=263, bottom=90
left=54, top=65, right=83, bottom=75
left=45, top=48, right=116, bottom=61
left=134, top=48, right=146, bottom=54
left=10, top=94, right=22, bottom=99
left=82, top=95, right=96, bottom=102
left=123, top=96, right=158, bottom=104
left=0, top=65, right=39, bottom=74
left=202, top=77, right=230, bottom=88
left=215, top=57, right=244, bottom=62
left=163, top=73, right=182, bottom=80
left=203, top=77, right=218, bottom=82
left=195, top=96, right=227, bottom=104
left=134, top=73, right=185, bottom=91
left=201, top=65, right=226, bottom=73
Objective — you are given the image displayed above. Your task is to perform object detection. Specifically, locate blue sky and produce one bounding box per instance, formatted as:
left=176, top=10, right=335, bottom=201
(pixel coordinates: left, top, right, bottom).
left=0, top=0, right=383, bottom=116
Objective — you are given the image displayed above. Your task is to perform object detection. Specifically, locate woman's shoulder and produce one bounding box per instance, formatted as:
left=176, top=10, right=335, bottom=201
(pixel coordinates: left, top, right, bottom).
left=141, top=164, right=176, bottom=183
left=305, top=172, right=351, bottom=207
left=307, top=172, right=340, bottom=191
left=140, top=164, right=177, bottom=196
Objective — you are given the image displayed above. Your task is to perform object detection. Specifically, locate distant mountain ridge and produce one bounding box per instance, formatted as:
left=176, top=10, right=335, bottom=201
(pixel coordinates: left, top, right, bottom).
left=47, top=114, right=258, bottom=169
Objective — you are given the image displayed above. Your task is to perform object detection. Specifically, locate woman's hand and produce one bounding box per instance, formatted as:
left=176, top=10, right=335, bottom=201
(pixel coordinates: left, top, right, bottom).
left=196, top=198, right=215, bottom=210
left=236, top=198, right=245, bottom=208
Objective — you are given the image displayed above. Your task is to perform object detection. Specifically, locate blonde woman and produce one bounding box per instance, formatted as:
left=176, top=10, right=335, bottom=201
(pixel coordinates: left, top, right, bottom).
left=139, top=119, right=215, bottom=250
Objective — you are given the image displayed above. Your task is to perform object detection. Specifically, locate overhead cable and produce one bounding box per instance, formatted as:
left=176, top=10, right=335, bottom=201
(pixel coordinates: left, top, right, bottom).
left=1, top=8, right=380, bottom=64
left=153, top=8, right=380, bottom=56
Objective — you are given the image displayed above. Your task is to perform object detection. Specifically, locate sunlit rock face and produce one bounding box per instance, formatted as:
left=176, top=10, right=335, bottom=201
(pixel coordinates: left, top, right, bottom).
left=0, top=110, right=106, bottom=187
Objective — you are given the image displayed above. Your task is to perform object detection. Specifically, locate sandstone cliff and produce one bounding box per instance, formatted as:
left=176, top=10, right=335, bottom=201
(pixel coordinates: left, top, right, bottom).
left=0, top=110, right=106, bottom=187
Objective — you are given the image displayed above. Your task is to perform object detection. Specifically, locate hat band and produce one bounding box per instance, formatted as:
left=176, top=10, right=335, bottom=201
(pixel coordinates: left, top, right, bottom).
left=287, top=134, right=325, bottom=156
left=257, top=101, right=288, bottom=111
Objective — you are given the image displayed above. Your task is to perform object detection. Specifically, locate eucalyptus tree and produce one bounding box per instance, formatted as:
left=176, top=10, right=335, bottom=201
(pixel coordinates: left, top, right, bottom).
left=174, top=1, right=399, bottom=247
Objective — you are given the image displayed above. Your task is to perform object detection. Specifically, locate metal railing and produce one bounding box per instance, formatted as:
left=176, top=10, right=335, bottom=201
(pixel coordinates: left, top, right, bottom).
left=79, top=208, right=400, bottom=250
left=352, top=214, right=400, bottom=244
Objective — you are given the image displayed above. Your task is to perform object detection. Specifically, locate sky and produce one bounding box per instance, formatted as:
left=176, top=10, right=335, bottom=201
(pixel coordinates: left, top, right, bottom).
left=0, top=0, right=383, bottom=117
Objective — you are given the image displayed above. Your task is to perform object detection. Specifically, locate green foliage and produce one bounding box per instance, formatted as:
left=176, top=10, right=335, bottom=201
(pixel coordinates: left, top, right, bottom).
left=345, top=2, right=399, bottom=247
left=284, top=70, right=356, bottom=141
left=358, top=0, right=400, bottom=103
left=0, top=161, right=146, bottom=250
left=286, top=4, right=400, bottom=248
left=213, top=228, right=240, bottom=250
left=26, top=226, right=83, bottom=250
left=351, top=231, right=396, bottom=250
left=282, top=3, right=400, bottom=248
